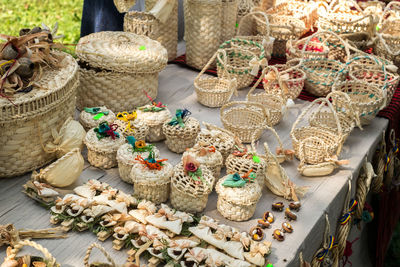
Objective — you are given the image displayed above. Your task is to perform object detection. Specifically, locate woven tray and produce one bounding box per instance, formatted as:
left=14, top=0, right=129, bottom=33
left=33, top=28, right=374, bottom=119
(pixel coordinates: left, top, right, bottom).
left=137, top=105, right=172, bottom=142
left=0, top=52, right=78, bottom=178
left=163, top=117, right=200, bottom=153
left=79, top=107, right=115, bottom=131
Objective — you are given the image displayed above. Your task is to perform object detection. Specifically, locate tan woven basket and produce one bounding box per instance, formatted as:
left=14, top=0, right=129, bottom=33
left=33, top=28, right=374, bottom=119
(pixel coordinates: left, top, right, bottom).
left=286, top=37, right=329, bottom=62
left=163, top=116, right=200, bottom=153
left=114, top=0, right=135, bottom=13
left=137, top=105, right=172, bottom=142
left=76, top=31, right=168, bottom=112
left=170, top=163, right=214, bottom=213
left=0, top=52, right=78, bottom=178
left=116, top=143, right=160, bottom=184
left=131, top=161, right=173, bottom=204
left=195, top=122, right=237, bottom=162
left=184, top=0, right=238, bottom=69
left=123, top=11, right=160, bottom=40
left=113, top=113, right=149, bottom=140
left=194, top=49, right=237, bottom=108
left=215, top=176, right=262, bottom=221
left=84, top=128, right=126, bottom=169
left=291, top=98, right=344, bottom=165
left=220, top=101, right=268, bottom=143
left=79, top=107, right=116, bottom=132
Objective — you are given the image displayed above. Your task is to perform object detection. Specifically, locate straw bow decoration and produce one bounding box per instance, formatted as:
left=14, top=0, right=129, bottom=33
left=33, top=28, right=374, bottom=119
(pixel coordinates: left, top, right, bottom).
left=116, top=111, right=137, bottom=132
left=249, top=57, right=268, bottom=76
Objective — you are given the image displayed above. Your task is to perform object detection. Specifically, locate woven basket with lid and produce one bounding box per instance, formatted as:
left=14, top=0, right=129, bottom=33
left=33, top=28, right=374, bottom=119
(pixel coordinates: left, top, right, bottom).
left=163, top=116, right=200, bottom=153
left=79, top=106, right=115, bottom=131
left=170, top=162, right=215, bottom=213
left=136, top=105, right=172, bottom=142
left=0, top=52, right=78, bottom=178
left=76, top=31, right=167, bottom=112
left=215, top=174, right=262, bottom=221
left=113, top=112, right=149, bottom=140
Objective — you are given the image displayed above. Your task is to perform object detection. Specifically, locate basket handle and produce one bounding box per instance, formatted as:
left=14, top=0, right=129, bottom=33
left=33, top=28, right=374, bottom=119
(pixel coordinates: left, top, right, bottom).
left=251, top=123, right=285, bottom=156
left=202, top=121, right=238, bottom=140
left=83, top=243, right=116, bottom=267
left=379, top=1, right=400, bottom=26
left=298, top=136, right=329, bottom=168
left=376, top=32, right=400, bottom=57
left=220, top=100, right=269, bottom=126
left=4, top=240, right=58, bottom=266
left=328, top=0, right=363, bottom=13
left=252, top=7, right=301, bottom=36
left=263, top=142, right=286, bottom=179
left=237, top=11, right=271, bottom=37
left=327, top=91, right=362, bottom=130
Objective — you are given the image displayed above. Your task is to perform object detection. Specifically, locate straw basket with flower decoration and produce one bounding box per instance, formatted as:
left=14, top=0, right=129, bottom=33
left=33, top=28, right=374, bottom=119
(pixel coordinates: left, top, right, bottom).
left=170, top=155, right=215, bottom=213
left=113, top=110, right=149, bottom=140
left=130, top=152, right=173, bottom=204
left=163, top=109, right=200, bottom=153
left=117, top=136, right=160, bottom=184
left=84, top=121, right=125, bottom=169
left=216, top=170, right=262, bottom=221
left=79, top=106, right=115, bottom=132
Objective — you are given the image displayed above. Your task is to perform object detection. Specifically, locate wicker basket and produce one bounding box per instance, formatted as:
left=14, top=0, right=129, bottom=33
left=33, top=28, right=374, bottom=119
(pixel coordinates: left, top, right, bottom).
left=114, top=112, right=149, bottom=139
left=220, top=101, right=268, bottom=143
left=79, top=107, right=115, bottom=132
left=123, top=11, right=160, bottom=40
left=76, top=31, right=168, bottom=112
left=194, top=49, right=237, bottom=108
left=286, top=37, right=329, bottom=62
left=136, top=104, right=172, bottom=142
left=0, top=52, right=78, bottom=178
left=84, top=126, right=126, bottom=169
left=163, top=115, right=200, bottom=153
left=195, top=122, right=237, bottom=162
left=114, top=0, right=135, bottom=13
left=170, top=162, right=214, bottom=213
left=184, top=0, right=238, bottom=69
left=291, top=98, right=344, bottom=165
left=131, top=161, right=173, bottom=204
left=215, top=174, right=262, bottom=221
left=116, top=143, right=160, bottom=184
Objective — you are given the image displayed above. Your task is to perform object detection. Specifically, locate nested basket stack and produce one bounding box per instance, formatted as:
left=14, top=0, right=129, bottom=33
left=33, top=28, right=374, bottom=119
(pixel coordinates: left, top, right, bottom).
left=184, top=0, right=238, bottom=69
left=0, top=52, right=78, bottom=178
left=76, top=31, right=167, bottom=112
left=170, top=162, right=215, bottom=213
left=113, top=111, right=149, bottom=139
left=216, top=172, right=262, bottom=221
left=79, top=107, right=115, bottom=132
left=136, top=104, right=172, bottom=142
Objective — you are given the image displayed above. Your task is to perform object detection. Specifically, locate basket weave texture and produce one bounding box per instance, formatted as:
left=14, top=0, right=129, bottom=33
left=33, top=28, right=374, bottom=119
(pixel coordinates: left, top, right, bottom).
left=163, top=117, right=200, bottom=153
left=137, top=106, right=172, bottom=142
left=182, top=146, right=223, bottom=180
left=79, top=107, right=115, bottom=131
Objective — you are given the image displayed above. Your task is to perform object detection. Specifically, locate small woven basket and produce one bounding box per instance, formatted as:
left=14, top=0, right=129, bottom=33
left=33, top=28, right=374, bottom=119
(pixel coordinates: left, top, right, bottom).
left=114, top=0, right=135, bottom=13
left=215, top=176, right=262, bottom=221
left=116, top=143, right=160, bottom=184
left=286, top=37, right=329, bottom=62
left=170, top=163, right=214, bottom=213
left=84, top=128, right=126, bottom=169
left=220, top=101, right=268, bottom=143
left=123, top=11, right=160, bottom=40
left=194, top=49, right=237, bottom=108
left=131, top=161, right=173, bottom=204
left=136, top=105, right=172, bottom=142
left=79, top=107, right=116, bottom=131
left=113, top=113, right=149, bottom=140
left=163, top=116, right=200, bottom=153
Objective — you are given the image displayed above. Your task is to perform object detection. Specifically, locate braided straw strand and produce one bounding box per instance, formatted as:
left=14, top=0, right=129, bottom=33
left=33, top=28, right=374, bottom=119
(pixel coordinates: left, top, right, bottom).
left=83, top=243, right=116, bottom=267
left=311, top=213, right=332, bottom=267
left=371, top=131, right=386, bottom=193
left=5, top=239, right=58, bottom=266
left=355, top=159, right=375, bottom=220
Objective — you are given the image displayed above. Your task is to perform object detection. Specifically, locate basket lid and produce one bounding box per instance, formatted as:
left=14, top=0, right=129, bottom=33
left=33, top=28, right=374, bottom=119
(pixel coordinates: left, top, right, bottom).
left=215, top=175, right=262, bottom=205
left=76, top=31, right=168, bottom=73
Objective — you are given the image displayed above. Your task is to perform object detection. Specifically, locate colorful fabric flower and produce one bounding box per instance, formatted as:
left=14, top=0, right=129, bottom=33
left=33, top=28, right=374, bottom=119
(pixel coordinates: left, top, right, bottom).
left=222, top=170, right=256, bottom=188
left=94, top=122, right=119, bottom=140
left=168, top=109, right=191, bottom=128
left=84, top=107, right=109, bottom=115
left=135, top=140, right=146, bottom=149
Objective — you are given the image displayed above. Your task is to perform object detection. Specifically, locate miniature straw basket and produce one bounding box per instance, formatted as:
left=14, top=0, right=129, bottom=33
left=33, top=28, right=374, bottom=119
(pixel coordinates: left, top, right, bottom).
left=114, top=0, right=135, bottom=13
left=131, top=161, right=173, bottom=204
left=84, top=127, right=126, bottom=169
left=220, top=101, right=268, bottom=143
left=216, top=174, right=262, bottom=221
left=194, top=49, right=237, bottom=108
left=79, top=107, right=115, bottom=132
left=0, top=52, right=78, bottom=178
left=286, top=37, right=329, bottom=62
left=170, top=163, right=214, bottom=213
left=163, top=116, right=200, bottom=153
left=113, top=112, right=149, bottom=139
left=84, top=243, right=116, bottom=267
left=117, top=143, right=160, bottom=184
left=291, top=98, right=344, bottom=165
left=137, top=105, right=172, bottom=142
left=123, top=11, right=160, bottom=40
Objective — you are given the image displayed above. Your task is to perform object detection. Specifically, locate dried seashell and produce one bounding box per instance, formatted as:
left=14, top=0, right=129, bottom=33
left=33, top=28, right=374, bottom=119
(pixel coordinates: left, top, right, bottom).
left=282, top=222, right=293, bottom=233
left=289, top=201, right=301, bottom=211
left=249, top=226, right=264, bottom=241
left=272, top=229, right=285, bottom=241
left=285, top=208, right=297, bottom=221
left=257, top=219, right=270, bottom=229
left=263, top=212, right=274, bottom=223
left=272, top=202, right=284, bottom=212
left=2, top=43, right=19, bottom=60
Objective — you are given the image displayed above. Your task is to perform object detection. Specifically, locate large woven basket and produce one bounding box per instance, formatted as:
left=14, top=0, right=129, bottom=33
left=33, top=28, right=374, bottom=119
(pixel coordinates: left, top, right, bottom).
left=76, top=31, right=167, bottom=112
left=116, top=143, right=160, bottom=184
left=220, top=101, right=268, bottom=143
left=291, top=98, right=344, bottom=165
left=136, top=105, right=172, bottom=142
left=170, top=163, right=214, bottom=213
left=79, top=107, right=115, bottom=132
left=184, top=0, right=238, bottom=69
left=163, top=116, right=200, bottom=153
left=131, top=161, right=173, bottom=204
left=215, top=176, right=262, bottom=221
left=0, top=52, right=78, bottom=178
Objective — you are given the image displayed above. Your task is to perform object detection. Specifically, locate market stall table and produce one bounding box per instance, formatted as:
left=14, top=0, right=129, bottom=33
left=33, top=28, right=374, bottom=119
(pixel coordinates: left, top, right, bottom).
left=0, top=63, right=386, bottom=266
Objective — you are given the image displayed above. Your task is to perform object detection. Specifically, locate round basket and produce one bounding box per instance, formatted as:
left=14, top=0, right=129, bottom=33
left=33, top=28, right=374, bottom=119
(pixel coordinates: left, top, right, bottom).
left=163, top=116, right=200, bottom=153
left=123, top=11, right=159, bottom=40
left=131, top=161, right=173, bottom=204
left=220, top=101, right=268, bottom=143
left=0, top=52, right=78, bottom=178
left=84, top=127, right=126, bottom=169
left=286, top=37, right=329, bottom=62
left=116, top=143, right=160, bottom=184
left=170, top=163, right=214, bottom=213
left=79, top=107, right=115, bottom=131
left=215, top=175, right=262, bottom=221
left=291, top=98, right=344, bottom=165
left=194, top=49, right=237, bottom=108
left=136, top=105, right=172, bottom=142
left=113, top=112, right=149, bottom=139
left=195, top=122, right=237, bottom=162
left=75, top=31, right=168, bottom=112
left=225, top=152, right=266, bottom=185
left=114, top=0, right=135, bottom=13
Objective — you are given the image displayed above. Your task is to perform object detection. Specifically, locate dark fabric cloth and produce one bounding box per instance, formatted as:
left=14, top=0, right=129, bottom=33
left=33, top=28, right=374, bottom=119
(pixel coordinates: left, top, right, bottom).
left=80, top=0, right=125, bottom=37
